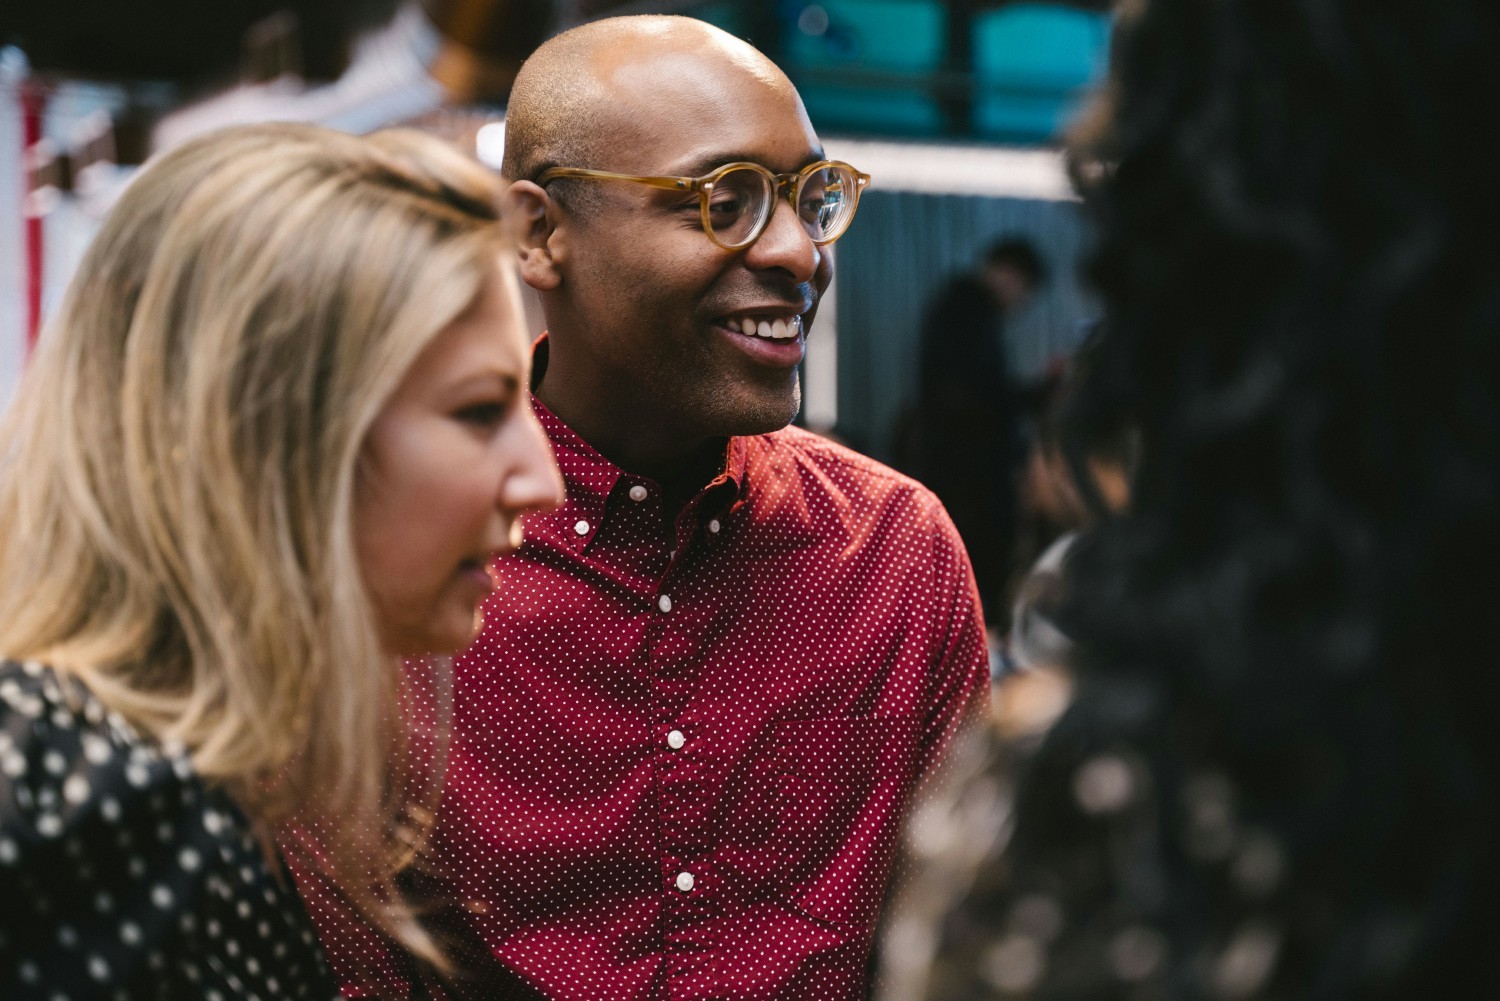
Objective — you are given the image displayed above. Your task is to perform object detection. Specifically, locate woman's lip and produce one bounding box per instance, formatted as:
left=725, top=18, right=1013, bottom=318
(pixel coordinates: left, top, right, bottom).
left=459, top=560, right=497, bottom=590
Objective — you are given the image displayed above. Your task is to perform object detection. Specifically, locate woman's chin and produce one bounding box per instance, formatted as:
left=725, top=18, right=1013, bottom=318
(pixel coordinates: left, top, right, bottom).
left=379, top=609, right=483, bottom=659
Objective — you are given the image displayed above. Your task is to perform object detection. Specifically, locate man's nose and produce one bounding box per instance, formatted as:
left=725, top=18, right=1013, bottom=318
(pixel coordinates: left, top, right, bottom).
left=742, top=198, right=821, bottom=284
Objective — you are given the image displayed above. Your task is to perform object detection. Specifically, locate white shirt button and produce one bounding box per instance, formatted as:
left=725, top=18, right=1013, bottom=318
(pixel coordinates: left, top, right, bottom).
left=707, top=518, right=721, bottom=534
left=675, top=871, right=695, bottom=893
left=657, top=594, right=672, bottom=613
left=573, top=520, right=590, bottom=536
left=628, top=484, right=648, bottom=502
left=666, top=730, right=686, bottom=750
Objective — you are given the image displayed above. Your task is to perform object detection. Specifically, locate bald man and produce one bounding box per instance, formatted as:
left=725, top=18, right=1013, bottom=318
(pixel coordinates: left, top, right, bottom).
left=302, top=16, right=988, bottom=1000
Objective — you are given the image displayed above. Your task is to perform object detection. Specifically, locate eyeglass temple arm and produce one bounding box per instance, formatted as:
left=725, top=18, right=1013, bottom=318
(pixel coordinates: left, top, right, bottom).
left=535, top=167, right=695, bottom=192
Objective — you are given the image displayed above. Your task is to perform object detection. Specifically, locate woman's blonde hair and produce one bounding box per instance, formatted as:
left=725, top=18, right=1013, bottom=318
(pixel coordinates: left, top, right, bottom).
left=0, top=121, right=508, bottom=973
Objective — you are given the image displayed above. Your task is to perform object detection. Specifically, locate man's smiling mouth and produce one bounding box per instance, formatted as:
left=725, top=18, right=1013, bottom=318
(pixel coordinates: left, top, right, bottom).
left=721, top=314, right=803, bottom=340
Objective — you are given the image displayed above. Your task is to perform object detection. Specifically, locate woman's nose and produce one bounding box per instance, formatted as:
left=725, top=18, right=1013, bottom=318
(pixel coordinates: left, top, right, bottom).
left=501, top=416, right=564, bottom=515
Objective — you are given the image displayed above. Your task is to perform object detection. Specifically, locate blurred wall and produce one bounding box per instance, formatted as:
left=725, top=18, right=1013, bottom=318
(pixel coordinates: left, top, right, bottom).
left=834, top=188, right=1096, bottom=460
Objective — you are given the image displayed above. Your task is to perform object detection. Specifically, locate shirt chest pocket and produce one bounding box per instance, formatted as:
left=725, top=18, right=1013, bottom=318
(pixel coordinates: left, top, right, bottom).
left=721, top=715, right=922, bottom=928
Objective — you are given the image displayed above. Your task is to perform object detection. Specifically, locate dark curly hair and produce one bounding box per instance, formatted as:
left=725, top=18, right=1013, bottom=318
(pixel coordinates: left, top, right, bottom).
left=1012, top=0, right=1500, bottom=995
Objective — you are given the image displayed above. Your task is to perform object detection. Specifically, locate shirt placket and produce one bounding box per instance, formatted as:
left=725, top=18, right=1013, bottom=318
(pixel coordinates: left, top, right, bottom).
left=634, top=485, right=729, bottom=999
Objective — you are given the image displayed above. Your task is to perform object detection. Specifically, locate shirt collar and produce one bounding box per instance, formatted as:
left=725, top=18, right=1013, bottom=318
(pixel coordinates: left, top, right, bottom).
left=529, top=334, right=749, bottom=549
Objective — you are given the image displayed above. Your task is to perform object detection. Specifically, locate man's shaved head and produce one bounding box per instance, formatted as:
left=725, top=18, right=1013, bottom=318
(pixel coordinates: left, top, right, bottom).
left=500, top=14, right=833, bottom=460
left=501, top=16, right=797, bottom=198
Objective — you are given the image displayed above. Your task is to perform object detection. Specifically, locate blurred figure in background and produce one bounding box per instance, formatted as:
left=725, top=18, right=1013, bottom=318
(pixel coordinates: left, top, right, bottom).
left=0, top=122, right=561, bottom=997
left=876, top=328, right=1133, bottom=1001
left=901, top=237, right=1048, bottom=621
left=1006, top=326, right=1135, bottom=680
left=937, top=0, right=1500, bottom=996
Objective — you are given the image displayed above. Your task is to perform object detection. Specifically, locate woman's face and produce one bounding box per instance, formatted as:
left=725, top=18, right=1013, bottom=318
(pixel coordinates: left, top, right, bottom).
left=355, top=262, right=563, bottom=656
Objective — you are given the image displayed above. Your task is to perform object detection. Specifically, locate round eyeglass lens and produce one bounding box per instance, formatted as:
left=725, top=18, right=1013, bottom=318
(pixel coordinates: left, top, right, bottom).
left=706, top=167, right=774, bottom=247
left=797, top=164, right=856, bottom=241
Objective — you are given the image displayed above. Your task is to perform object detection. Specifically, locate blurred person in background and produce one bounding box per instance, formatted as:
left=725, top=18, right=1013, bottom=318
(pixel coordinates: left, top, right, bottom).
left=874, top=326, right=1133, bottom=1001
left=933, top=0, right=1500, bottom=996
left=900, top=237, right=1049, bottom=622
left=296, top=15, right=990, bottom=1000
left=0, top=122, right=561, bottom=998
left=1005, top=326, right=1135, bottom=685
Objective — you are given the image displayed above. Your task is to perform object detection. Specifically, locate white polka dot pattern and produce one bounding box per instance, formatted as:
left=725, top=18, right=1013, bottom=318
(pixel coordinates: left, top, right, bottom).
left=301, top=398, right=990, bottom=999
left=0, top=661, right=340, bottom=1000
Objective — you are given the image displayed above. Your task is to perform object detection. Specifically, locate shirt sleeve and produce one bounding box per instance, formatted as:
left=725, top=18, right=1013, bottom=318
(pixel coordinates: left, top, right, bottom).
left=915, top=495, right=992, bottom=777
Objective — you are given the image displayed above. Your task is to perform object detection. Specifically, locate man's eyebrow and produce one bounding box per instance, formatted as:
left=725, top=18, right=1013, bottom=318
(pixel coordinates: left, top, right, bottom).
left=665, top=149, right=829, bottom=178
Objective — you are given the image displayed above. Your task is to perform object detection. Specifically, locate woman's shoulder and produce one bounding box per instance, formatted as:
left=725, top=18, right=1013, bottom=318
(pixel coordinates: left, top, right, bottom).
left=0, top=659, right=339, bottom=997
left=1, top=658, right=198, bottom=844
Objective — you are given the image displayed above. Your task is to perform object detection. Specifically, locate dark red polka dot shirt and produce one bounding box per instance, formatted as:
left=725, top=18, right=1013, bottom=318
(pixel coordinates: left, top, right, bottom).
left=309, top=394, right=989, bottom=1000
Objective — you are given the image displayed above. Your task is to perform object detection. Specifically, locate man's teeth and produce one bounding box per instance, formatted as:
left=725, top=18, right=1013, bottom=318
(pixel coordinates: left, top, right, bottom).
left=735, top=316, right=800, bottom=340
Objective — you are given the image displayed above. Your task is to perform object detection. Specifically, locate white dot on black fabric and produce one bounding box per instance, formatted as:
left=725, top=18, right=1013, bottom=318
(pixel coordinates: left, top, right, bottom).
left=1, top=751, right=24, bottom=777
left=62, top=774, right=91, bottom=803
left=82, top=735, right=112, bottom=765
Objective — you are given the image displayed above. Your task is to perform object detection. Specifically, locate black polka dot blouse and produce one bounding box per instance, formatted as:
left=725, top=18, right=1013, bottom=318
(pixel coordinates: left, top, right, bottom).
left=0, top=659, right=341, bottom=1000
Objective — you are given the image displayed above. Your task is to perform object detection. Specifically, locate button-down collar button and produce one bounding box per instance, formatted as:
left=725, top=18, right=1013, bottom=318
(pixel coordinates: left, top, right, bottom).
left=666, top=729, right=686, bottom=750
left=628, top=484, right=648, bottom=502
left=657, top=594, right=673, bottom=614
left=573, top=519, right=590, bottom=536
left=707, top=518, right=721, bottom=534
left=674, top=871, right=695, bottom=893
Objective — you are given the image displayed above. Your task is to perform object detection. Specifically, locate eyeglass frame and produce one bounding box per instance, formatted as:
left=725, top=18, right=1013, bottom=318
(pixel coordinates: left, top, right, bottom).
left=533, top=159, right=872, bottom=251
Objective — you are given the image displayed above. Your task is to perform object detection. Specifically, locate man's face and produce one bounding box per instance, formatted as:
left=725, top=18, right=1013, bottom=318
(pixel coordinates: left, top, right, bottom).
left=984, top=263, right=1035, bottom=313
left=549, top=51, right=835, bottom=440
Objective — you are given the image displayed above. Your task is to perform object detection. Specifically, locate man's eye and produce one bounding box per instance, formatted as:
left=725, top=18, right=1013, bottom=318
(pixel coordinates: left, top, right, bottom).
left=707, top=192, right=748, bottom=217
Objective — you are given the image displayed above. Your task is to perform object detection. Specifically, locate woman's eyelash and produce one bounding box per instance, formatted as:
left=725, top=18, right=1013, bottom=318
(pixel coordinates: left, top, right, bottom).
left=456, top=401, right=508, bottom=425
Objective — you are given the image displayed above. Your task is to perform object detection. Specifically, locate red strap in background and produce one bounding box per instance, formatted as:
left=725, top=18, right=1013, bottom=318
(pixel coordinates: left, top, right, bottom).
left=21, top=83, right=46, bottom=354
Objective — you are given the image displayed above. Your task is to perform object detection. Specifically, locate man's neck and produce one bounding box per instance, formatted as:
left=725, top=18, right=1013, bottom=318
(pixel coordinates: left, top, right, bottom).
left=536, top=371, right=727, bottom=509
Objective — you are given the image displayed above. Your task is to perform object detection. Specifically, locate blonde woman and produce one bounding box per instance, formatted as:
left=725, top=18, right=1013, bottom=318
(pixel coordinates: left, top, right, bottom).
left=0, top=122, right=562, bottom=997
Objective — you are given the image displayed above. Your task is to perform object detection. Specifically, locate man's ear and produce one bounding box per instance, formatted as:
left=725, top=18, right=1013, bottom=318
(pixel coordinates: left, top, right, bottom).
left=504, top=180, right=566, bottom=292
